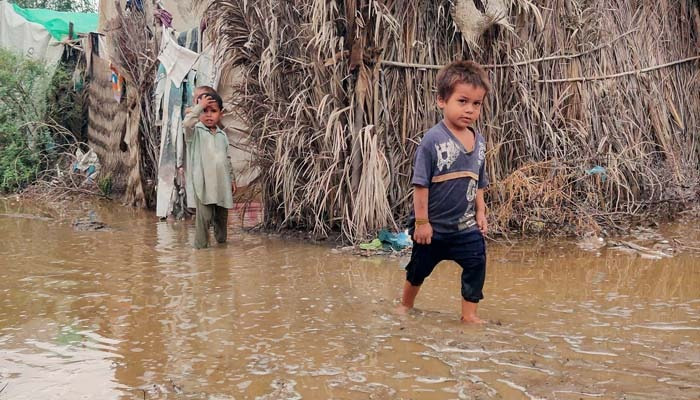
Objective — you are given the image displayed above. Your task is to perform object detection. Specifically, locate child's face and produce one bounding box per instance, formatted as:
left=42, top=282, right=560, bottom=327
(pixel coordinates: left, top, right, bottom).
left=437, top=83, right=486, bottom=131
left=199, top=100, right=222, bottom=130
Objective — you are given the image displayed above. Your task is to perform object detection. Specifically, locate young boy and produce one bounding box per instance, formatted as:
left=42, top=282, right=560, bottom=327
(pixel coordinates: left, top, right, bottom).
left=175, top=86, right=221, bottom=220
left=178, top=85, right=220, bottom=188
left=183, top=90, right=236, bottom=249
left=397, top=60, right=491, bottom=324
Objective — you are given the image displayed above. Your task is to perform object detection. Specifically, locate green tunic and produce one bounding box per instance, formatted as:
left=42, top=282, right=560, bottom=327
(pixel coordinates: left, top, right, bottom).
left=184, top=105, right=234, bottom=209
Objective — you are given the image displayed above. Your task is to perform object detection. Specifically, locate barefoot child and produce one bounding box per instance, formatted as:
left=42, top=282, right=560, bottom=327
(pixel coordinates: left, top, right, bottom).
left=398, top=61, right=491, bottom=323
left=183, top=90, right=236, bottom=249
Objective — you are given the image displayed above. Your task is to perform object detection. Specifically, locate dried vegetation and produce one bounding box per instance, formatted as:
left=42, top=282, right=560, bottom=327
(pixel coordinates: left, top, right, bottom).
left=201, top=1, right=700, bottom=241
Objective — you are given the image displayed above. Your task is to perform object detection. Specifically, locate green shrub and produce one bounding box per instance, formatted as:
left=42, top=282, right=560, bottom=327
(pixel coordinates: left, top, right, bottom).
left=12, top=0, right=97, bottom=13
left=46, top=56, right=87, bottom=142
left=98, top=174, right=113, bottom=196
left=0, top=48, right=55, bottom=193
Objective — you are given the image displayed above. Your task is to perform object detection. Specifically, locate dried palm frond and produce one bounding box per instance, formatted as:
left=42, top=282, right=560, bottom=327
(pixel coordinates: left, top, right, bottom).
left=104, top=1, right=160, bottom=208
left=198, top=0, right=700, bottom=242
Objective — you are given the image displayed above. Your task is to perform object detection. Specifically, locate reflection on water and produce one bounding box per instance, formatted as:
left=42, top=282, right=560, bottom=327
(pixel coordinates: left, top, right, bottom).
left=1, top=199, right=699, bottom=399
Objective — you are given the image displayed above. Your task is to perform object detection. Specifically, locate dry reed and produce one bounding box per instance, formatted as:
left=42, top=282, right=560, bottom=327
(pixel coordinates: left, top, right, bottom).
left=201, top=0, right=700, bottom=242
left=21, top=122, right=107, bottom=204
left=86, top=54, right=130, bottom=194
left=103, top=1, right=160, bottom=208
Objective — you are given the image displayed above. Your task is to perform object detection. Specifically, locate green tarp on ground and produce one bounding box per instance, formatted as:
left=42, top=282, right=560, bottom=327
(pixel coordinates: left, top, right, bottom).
left=11, top=3, right=97, bottom=40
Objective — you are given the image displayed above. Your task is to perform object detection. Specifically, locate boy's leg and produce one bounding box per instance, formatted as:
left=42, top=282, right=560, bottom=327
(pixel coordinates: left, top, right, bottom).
left=461, top=299, right=483, bottom=324
left=455, top=236, right=486, bottom=323
left=399, top=280, right=421, bottom=311
left=213, top=206, right=229, bottom=244
left=194, top=201, right=214, bottom=249
left=398, top=241, right=441, bottom=312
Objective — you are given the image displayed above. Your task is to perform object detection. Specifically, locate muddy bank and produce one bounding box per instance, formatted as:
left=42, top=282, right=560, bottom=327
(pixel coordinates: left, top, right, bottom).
left=0, top=199, right=699, bottom=399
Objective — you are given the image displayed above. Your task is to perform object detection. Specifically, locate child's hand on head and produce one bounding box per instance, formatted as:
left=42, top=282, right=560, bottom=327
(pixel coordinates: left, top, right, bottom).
left=196, top=94, right=207, bottom=105
left=197, top=94, right=215, bottom=108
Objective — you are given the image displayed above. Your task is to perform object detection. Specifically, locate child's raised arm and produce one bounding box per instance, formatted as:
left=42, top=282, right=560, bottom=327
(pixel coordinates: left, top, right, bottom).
left=183, top=103, right=203, bottom=137
left=183, top=95, right=218, bottom=136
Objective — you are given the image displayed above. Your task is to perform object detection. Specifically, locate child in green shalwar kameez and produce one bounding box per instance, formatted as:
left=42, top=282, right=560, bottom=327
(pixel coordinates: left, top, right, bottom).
left=183, top=90, right=236, bottom=249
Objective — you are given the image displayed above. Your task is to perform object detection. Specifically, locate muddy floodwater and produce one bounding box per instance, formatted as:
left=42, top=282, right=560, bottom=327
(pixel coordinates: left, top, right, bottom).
left=1, top=199, right=699, bottom=400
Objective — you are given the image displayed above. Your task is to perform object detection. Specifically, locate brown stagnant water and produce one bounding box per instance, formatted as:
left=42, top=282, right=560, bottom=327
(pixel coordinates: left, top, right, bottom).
left=0, top=199, right=698, bottom=400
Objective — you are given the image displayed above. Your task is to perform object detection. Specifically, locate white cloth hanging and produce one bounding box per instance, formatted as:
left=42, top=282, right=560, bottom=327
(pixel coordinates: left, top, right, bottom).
left=157, top=26, right=199, bottom=88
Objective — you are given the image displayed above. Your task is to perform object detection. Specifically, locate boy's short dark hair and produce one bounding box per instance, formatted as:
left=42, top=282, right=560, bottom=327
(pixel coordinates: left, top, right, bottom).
left=197, top=90, right=223, bottom=110
left=436, top=60, right=491, bottom=101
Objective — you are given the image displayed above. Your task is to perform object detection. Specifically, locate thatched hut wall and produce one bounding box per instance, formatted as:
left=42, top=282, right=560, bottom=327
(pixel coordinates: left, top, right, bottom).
left=86, top=54, right=129, bottom=194
left=91, top=0, right=205, bottom=208
left=205, top=0, right=700, bottom=241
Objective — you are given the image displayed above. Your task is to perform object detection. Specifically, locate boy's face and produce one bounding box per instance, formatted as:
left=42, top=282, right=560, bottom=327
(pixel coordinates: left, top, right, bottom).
left=437, top=83, right=486, bottom=131
left=199, top=100, right=222, bottom=130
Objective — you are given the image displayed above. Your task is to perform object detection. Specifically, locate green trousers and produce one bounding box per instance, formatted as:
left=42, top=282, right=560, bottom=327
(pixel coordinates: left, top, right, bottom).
left=194, top=199, right=229, bottom=249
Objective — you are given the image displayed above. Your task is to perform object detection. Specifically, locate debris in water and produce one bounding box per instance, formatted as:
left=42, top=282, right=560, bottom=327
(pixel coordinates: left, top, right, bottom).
left=0, top=213, right=52, bottom=221
left=72, top=211, right=111, bottom=231
left=608, top=240, right=671, bottom=259
left=577, top=234, right=606, bottom=251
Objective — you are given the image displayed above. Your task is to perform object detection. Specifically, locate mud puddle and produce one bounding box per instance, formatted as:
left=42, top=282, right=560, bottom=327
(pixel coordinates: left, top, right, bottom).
left=0, top=199, right=698, bottom=399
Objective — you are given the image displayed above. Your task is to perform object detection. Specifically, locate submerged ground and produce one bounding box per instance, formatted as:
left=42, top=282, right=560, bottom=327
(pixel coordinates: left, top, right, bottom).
left=0, top=199, right=698, bottom=399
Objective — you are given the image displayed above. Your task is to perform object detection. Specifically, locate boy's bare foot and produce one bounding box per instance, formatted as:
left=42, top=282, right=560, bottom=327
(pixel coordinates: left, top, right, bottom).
left=395, top=304, right=412, bottom=315
left=460, top=300, right=483, bottom=324
left=460, top=316, right=485, bottom=324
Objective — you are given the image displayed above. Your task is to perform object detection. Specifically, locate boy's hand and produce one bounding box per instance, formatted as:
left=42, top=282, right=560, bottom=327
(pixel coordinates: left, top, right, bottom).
left=197, top=94, right=216, bottom=109
left=231, top=181, right=237, bottom=194
left=414, top=223, right=433, bottom=245
left=476, top=212, right=488, bottom=235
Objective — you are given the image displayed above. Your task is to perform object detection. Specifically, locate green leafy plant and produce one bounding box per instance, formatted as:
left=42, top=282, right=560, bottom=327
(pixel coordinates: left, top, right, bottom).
left=98, top=174, right=112, bottom=196
left=11, top=0, right=97, bottom=13
left=46, top=56, right=88, bottom=142
left=0, top=48, right=55, bottom=193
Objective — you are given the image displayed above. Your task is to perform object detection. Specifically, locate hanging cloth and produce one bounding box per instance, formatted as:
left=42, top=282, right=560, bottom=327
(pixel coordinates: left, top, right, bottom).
left=157, top=26, right=199, bottom=88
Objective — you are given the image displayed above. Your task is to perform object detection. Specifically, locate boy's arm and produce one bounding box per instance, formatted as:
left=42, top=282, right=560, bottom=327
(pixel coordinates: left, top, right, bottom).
left=476, top=139, right=489, bottom=234
left=411, top=134, right=434, bottom=245
left=227, top=142, right=236, bottom=193
left=413, top=185, right=432, bottom=245
left=414, top=186, right=429, bottom=220
left=475, top=188, right=488, bottom=234
left=183, top=104, right=204, bottom=137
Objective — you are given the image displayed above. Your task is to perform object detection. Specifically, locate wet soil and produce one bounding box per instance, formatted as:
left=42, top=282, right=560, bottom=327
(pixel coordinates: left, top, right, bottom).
left=0, top=199, right=698, bottom=399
